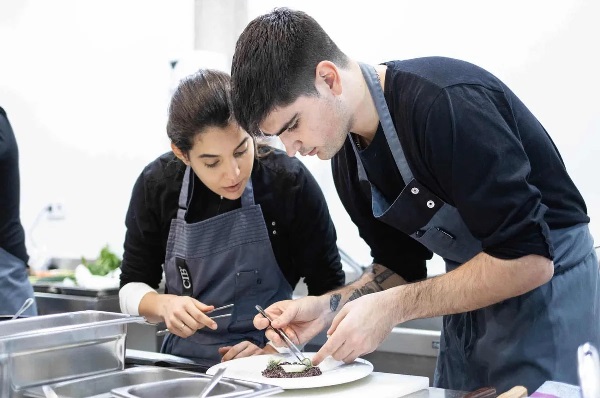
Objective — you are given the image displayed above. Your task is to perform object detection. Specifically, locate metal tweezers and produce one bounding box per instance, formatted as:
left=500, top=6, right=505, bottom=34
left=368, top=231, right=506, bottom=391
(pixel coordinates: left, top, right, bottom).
left=255, top=304, right=310, bottom=365
left=156, top=303, right=234, bottom=336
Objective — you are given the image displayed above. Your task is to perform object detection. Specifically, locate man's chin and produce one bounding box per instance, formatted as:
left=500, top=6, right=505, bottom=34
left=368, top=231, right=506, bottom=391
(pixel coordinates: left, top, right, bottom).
left=316, top=148, right=340, bottom=160
left=317, top=152, right=331, bottom=160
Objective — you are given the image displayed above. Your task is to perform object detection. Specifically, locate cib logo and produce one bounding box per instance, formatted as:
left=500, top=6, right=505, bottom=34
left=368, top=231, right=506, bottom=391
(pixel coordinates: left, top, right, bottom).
left=179, top=267, right=191, bottom=289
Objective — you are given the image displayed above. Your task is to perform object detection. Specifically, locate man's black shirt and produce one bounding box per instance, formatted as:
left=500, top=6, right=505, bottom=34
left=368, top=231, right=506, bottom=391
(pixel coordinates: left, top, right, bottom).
left=332, top=57, right=588, bottom=281
left=0, top=107, right=29, bottom=264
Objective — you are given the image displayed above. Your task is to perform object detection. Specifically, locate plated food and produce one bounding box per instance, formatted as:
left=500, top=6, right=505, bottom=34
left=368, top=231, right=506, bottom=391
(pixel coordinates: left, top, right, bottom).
left=262, top=358, right=322, bottom=378
left=206, top=352, right=374, bottom=389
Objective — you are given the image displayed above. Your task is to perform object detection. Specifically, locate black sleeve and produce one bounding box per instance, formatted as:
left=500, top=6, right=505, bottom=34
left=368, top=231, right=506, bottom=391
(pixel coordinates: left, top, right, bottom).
left=332, top=140, right=432, bottom=282
left=120, top=170, right=166, bottom=288
left=0, top=107, right=29, bottom=264
left=288, top=163, right=345, bottom=296
left=424, top=85, right=552, bottom=260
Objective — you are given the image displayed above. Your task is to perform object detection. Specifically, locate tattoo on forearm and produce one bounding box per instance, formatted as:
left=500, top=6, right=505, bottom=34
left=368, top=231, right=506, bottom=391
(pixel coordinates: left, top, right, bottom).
left=347, top=264, right=397, bottom=302
left=330, top=293, right=341, bottom=312
left=348, top=283, right=378, bottom=302
left=370, top=264, right=399, bottom=289
left=374, top=268, right=395, bottom=286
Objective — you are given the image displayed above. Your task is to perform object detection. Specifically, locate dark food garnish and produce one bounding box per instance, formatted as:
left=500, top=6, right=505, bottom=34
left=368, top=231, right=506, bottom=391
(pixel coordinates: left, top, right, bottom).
left=262, top=361, right=322, bottom=378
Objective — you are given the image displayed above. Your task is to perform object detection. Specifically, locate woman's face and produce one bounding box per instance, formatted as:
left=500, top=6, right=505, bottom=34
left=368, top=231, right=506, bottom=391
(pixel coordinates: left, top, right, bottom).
left=175, top=122, right=255, bottom=200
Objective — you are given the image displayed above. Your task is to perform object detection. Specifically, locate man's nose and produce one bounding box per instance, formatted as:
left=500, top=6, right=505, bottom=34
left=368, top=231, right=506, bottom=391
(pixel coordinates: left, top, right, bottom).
left=280, top=135, right=301, bottom=157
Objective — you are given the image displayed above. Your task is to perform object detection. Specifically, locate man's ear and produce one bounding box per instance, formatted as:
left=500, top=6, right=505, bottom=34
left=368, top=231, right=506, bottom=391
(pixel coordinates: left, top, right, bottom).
left=171, top=142, right=190, bottom=165
left=315, top=61, right=342, bottom=95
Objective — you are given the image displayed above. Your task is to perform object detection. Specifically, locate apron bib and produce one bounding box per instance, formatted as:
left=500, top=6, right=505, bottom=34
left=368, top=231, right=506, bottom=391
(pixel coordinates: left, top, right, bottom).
left=161, top=167, right=293, bottom=367
left=356, top=62, right=600, bottom=393
left=0, top=248, right=37, bottom=316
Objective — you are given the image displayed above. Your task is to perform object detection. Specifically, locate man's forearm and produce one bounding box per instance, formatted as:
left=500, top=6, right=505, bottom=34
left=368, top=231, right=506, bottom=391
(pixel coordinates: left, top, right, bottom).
left=387, top=252, right=554, bottom=324
left=327, top=263, right=408, bottom=312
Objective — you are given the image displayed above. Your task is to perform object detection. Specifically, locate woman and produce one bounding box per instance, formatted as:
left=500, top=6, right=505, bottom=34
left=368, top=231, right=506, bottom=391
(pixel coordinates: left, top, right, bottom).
left=119, top=69, right=344, bottom=367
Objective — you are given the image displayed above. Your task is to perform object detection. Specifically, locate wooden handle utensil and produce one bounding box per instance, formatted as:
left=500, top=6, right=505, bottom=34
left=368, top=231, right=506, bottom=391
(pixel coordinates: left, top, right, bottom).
left=497, top=385, right=527, bottom=398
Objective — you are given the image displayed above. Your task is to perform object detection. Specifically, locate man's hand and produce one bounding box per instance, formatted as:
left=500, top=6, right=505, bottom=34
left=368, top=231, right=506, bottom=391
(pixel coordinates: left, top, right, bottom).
left=158, top=294, right=217, bottom=338
left=311, top=289, right=399, bottom=365
left=253, top=296, right=333, bottom=347
left=218, top=341, right=279, bottom=362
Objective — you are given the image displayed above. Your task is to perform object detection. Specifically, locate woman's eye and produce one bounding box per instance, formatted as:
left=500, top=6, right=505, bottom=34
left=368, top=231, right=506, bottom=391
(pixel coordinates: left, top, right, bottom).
left=234, top=148, right=248, bottom=158
left=205, top=161, right=219, bottom=168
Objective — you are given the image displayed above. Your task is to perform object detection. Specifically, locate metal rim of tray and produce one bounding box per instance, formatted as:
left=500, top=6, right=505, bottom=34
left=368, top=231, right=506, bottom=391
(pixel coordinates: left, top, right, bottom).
left=0, top=310, right=144, bottom=341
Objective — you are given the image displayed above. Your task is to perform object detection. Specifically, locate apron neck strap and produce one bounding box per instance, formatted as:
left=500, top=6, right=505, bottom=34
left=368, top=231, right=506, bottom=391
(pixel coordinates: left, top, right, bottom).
left=177, top=166, right=256, bottom=220
left=358, top=62, right=414, bottom=182
left=177, top=166, right=194, bottom=220
left=241, top=177, right=255, bottom=207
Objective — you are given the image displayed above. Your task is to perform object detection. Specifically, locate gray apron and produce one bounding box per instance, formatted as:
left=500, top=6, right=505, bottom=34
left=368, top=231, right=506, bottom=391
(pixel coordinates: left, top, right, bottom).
left=161, top=167, right=293, bottom=367
left=355, top=63, right=600, bottom=393
left=0, top=248, right=37, bottom=317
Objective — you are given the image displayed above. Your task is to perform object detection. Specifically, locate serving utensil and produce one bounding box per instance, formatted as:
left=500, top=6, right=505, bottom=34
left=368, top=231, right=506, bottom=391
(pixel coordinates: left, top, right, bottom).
left=255, top=305, right=310, bottom=366
left=198, top=367, right=226, bottom=398
left=42, top=385, right=59, bottom=398
left=497, top=386, right=527, bottom=398
left=12, top=297, right=34, bottom=320
left=157, top=303, right=234, bottom=336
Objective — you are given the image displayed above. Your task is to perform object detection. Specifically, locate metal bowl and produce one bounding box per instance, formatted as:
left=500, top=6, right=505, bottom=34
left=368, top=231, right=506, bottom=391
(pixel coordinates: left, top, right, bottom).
left=111, top=377, right=247, bottom=398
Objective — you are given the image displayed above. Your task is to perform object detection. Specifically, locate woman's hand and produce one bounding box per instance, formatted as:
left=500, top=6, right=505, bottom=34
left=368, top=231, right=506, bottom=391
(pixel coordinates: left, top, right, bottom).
left=158, top=294, right=217, bottom=338
left=218, top=341, right=279, bottom=362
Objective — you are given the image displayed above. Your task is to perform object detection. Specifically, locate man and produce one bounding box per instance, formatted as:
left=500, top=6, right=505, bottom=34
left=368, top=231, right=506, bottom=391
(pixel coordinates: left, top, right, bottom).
left=0, top=106, right=38, bottom=317
left=230, top=7, right=600, bottom=394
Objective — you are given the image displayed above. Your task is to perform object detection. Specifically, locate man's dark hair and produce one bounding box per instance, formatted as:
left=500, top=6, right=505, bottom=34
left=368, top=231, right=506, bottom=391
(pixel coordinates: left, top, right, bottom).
left=231, top=7, right=348, bottom=136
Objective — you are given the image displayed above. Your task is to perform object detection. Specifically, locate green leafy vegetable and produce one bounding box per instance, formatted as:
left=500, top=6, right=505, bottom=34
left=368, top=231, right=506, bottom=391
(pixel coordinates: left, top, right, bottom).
left=266, top=358, right=282, bottom=371
left=82, top=245, right=121, bottom=276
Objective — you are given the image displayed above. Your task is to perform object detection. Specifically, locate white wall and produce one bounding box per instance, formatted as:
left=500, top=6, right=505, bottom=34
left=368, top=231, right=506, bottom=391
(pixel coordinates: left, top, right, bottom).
left=0, top=0, right=196, bottom=265
left=1, top=0, right=598, bottom=272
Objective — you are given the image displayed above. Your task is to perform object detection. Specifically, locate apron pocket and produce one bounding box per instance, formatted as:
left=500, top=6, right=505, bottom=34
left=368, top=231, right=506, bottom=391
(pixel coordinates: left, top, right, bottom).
left=228, top=269, right=261, bottom=333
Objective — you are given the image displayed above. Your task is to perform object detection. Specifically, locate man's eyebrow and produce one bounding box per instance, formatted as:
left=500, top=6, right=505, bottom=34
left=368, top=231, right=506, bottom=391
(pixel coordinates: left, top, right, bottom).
left=273, top=113, right=298, bottom=137
left=198, top=137, right=249, bottom=159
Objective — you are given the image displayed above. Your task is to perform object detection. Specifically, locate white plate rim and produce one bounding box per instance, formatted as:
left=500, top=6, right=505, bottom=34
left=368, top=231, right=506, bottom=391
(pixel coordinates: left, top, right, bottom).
left=206, top=352, right=374, bottom=390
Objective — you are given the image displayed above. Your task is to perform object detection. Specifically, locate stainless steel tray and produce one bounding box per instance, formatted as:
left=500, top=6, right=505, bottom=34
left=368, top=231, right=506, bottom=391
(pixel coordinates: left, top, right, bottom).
left=0, top=311, right=144, bottom=398
left=111, top=376, right=282, bottom=398
left=23, top=367, right=204, bottom=398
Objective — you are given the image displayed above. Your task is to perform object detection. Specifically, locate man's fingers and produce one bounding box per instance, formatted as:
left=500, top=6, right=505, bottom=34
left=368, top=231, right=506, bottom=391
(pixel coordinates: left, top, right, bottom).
left=312, top=332, right=343, bottom=365
left=326, top=307, right=347, bottom=337
left=270, top=304, right=297, bottom=329
left=265, top=328, right=285, bottom=346
left=253, top=314, right=271, bottom=330
left=342, top=349, right=358, bottom=364
left=281, top=326, right=301, bottom=345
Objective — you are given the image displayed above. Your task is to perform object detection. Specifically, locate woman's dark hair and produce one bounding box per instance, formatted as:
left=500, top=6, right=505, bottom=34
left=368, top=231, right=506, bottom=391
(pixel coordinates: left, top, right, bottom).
left=167, top=69, right=236, bottom=155
left=231, top=7, right=349, bottom=136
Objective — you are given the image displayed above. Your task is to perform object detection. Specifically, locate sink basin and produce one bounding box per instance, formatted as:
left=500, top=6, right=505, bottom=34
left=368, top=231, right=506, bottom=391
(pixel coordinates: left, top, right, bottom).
left=111, top=377, right=248, bottom=398
left=23, top=367, right=201, bottom=398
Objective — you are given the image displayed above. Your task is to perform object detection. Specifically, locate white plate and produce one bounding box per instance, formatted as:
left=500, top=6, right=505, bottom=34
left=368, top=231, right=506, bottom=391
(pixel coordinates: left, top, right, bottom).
left=206, top=352, right=373, bottom=389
